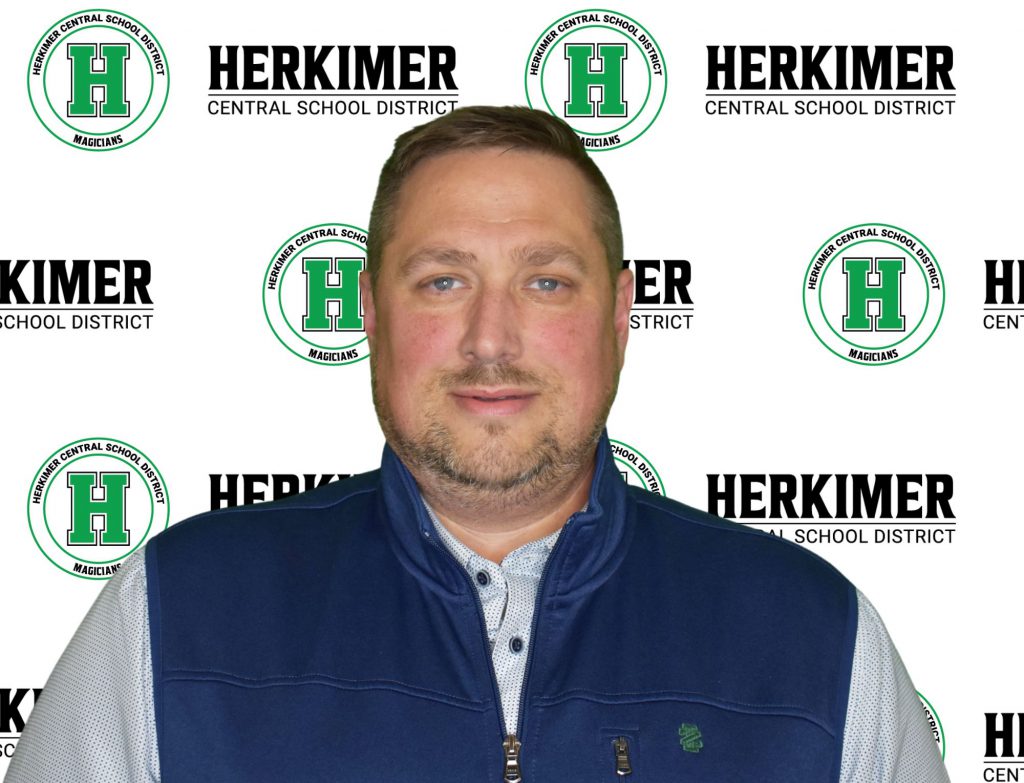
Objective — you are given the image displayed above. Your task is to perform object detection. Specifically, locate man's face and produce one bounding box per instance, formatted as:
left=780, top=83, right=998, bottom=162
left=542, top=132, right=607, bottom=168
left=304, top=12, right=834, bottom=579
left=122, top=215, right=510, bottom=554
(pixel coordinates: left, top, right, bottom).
left=364, top=147, right=632, bottom=503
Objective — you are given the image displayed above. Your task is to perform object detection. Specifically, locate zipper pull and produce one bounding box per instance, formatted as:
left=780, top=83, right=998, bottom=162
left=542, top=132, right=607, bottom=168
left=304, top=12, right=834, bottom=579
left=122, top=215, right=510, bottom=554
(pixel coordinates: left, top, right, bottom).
left=502, top=734, right=522, bottom=782
left=613, top=736, right=632, bottom=776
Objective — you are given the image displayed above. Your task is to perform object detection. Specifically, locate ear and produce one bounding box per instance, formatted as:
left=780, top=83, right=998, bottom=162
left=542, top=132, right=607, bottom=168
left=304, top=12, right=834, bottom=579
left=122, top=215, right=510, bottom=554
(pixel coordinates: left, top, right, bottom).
left=613, top=266, right=633, bottom=369
left=360, top=270, right=376, bottom=346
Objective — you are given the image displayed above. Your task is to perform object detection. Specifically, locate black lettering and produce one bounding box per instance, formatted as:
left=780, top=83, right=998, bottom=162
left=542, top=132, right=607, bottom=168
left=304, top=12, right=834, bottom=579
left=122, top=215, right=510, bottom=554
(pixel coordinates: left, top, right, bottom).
left=706, top=474, right=735, bottom=518
left=124, top=260, right=153, bottom=304
left=985, top=260, right=1022, bottom=305
left=242, top=474, right=270, bottom=504
left=209, top=45, right=238, bottom=90
left=242, top=46, right=269, bottom=90
left=801, top=474, right=832, bottom=518
left=0, top=689, right=32, bottom=733
left=853, top=474, right=891, bottom=518
left=209, top=474, right=239, bottom=509
left=355, top=46, right=395, bottom=89
left=740, top=474, right=766, bottom=518
left=428, top=46, right=457, bottom=89
left=272, top=45, right=301, bottom=90
left=770, top=474, right=798, bottom=517
left=664, top=260, right=692, bottom=304
left=706, top=45, right=735, bottom=90
left=93, top=260, right=120, bottom=304
left=927, top=474, right=955, bottom=518
left=985, top=713, right=1021, bottom=758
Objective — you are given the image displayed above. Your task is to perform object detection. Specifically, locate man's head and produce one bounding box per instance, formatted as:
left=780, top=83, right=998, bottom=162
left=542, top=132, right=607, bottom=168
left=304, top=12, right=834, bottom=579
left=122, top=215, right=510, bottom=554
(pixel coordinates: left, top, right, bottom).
left=366, top=105, right=623, bottom=284
left=362, top=106, right=632, bottom=512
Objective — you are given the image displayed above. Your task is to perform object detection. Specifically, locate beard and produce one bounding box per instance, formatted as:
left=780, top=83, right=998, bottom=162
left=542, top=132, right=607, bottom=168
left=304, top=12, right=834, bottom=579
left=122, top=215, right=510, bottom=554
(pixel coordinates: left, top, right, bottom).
left=372, top=360, right=616, bottom=512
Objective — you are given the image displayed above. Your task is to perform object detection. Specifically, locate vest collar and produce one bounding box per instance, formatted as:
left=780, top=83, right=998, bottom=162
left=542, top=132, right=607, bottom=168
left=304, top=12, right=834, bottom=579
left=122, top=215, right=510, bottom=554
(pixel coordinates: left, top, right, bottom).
left=378, top=430, right=630, bottom=600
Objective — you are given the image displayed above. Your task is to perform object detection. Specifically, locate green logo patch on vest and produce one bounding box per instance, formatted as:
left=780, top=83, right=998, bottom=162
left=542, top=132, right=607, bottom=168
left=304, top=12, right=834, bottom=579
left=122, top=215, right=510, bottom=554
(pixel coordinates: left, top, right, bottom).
left=678, top=723, right=703, bottom=753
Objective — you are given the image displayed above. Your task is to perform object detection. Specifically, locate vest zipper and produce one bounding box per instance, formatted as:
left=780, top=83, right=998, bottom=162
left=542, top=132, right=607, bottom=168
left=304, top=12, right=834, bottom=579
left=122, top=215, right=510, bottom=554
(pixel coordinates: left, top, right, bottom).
left=613, top=736, right=632, bottom=776
left=424, top=510, right=579, bottom=781
left=502, top=734, right=522, bottom=782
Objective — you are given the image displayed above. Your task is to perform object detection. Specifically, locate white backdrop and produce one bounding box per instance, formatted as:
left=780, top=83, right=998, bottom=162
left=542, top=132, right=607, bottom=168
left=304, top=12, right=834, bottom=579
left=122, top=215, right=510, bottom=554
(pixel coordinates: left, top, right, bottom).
left=2, top=0, right=1018, bottom=778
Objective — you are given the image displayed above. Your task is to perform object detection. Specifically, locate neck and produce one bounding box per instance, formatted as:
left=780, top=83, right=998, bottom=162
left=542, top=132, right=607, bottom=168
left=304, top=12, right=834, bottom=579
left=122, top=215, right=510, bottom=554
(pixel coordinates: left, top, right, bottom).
left=416, top=456, right=596, bottom=563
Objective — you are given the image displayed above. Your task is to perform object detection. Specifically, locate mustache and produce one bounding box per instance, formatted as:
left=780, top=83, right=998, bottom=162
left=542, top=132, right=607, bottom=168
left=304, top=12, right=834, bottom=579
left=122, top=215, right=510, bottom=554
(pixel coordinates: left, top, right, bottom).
left=438, top=363, right=547, bottom=390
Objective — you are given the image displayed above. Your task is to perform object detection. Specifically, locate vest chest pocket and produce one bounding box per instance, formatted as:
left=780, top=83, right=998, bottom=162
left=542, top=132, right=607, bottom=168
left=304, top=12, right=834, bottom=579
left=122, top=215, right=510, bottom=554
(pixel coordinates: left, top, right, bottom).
left=526, top=699, right=836, bottom=782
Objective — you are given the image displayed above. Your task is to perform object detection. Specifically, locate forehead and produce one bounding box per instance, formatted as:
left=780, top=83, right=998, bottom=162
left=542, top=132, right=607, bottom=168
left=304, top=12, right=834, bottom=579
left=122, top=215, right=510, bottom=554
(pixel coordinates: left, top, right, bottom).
left=384, top=148, right=602, bottom=263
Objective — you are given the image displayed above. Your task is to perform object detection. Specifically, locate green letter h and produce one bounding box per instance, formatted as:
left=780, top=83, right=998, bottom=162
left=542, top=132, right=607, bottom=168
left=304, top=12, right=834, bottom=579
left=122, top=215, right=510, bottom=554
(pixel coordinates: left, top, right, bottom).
left=67, top=43, right=130, bottom=117
left=67, top=472, right=130, bottom=546
left=843, top=257, right=905, bottom=331
left=564, top=43, right=627, bottom=117
left=303, top=257, right=363, bottom=331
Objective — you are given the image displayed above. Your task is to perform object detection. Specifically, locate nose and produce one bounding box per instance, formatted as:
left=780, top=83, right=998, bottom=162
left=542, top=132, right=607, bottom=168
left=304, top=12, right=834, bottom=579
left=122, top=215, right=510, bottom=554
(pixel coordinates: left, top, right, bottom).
left=458, top=285, right=522, bottom=364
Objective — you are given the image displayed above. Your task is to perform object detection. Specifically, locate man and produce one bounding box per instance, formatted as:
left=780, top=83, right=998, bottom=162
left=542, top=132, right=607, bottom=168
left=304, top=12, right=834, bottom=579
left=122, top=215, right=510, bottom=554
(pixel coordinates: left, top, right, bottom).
left=7, top=107, right=949, bottom=782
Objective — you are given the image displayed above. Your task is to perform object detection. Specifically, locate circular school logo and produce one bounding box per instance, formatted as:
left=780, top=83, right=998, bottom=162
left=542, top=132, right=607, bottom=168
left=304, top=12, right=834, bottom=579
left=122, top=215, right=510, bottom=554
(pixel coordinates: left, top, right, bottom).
left=27, top=10, right=169, bottom=150
left=803, top=223, right=944, bottom=365
left=918, top=692, right=946, bottom=760
left=26, top=437, right=170, bottom=579
left=263, top=223, right=370, bottom=366
left=524, top=10, right=666, bottom=151
left=610, top=439, right=665, bottom=495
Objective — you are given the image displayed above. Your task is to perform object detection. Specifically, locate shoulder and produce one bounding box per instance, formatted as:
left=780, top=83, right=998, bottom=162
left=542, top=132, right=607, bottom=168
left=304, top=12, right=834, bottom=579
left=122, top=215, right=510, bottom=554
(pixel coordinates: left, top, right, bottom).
left=627, top=486, right=854, bottom=593
left=149, top=469, right=381, bottom=554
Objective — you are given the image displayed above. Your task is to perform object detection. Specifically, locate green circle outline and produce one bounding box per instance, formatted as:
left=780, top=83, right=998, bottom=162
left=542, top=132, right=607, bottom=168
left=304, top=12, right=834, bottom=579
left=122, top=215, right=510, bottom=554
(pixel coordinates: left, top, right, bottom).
left=539, top=24, right=651, bottom=137
left=26, top=436, right=170, bottom=580
left=801, top=223, right=945, bottom=366
left=817, top=238, right=929, bottom=350
left=523, top=8, right=667, bottom=152
left=42, top=452, right=153, bottom=565
left=917, top=691, right=946, bottom=760
left=278, top=237, right=369, bottom=351
left=262, top=222, right=371, bottom=366
left=42, top=23, right=154, bottom=136
left=27, top=9, right=170, bottom=152
left=609, top=438, right=665, bottom=495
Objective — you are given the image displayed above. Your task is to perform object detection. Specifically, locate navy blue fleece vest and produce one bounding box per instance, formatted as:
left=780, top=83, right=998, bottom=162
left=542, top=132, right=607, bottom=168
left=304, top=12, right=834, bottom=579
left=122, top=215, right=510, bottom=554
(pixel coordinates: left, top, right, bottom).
left=147, top=435, right=856, bottom=782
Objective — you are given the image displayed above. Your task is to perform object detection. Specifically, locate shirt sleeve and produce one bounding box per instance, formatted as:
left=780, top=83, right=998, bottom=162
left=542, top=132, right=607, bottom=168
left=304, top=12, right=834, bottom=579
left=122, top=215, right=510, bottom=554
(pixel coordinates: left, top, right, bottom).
left=4, top=549, right=160, bottom=783
left=838, top=588, right=949, bottom=783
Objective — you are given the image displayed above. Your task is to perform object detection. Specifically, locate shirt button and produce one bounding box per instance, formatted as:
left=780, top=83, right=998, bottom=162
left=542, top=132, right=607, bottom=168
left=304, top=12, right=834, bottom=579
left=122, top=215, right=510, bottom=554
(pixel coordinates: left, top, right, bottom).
left=475, top=570, right=490, bottom=586
left=509, top=637, right=524, bottom=654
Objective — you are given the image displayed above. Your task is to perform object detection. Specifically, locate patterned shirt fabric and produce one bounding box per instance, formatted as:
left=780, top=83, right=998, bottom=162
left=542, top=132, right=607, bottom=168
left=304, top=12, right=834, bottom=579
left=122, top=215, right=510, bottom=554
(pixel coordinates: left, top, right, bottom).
left=5, top=511, right=950, bottom=783
left=424, top=502, right=561, bottom=735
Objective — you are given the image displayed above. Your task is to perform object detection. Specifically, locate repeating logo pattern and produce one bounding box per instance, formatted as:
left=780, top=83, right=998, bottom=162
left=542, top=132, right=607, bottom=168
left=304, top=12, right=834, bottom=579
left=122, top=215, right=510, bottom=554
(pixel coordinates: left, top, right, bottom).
left=803, top=223, right=944, bottom=365
left=263, top=223, right=370, bottom=366
left=525, top=10, right=666, bottom=150
left=26, top=437, right=169, bottom=579
left=28, top=10, right=169, bottom=150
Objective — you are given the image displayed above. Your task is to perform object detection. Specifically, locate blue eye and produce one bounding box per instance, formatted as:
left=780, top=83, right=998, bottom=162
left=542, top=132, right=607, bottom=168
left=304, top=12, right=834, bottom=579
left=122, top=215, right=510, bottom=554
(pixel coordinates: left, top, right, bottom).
left=531, top=278, right=564, bottom=291
left=430, top=276, right=460, bottom=291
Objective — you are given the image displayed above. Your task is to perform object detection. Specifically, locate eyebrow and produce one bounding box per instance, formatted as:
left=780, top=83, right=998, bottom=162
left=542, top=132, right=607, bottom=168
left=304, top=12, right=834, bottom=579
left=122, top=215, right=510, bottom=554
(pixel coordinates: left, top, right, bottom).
left=399, top=242, right=589, bottom=278
left=399, top=247, right=477, bottom=278
left=512, top=242, right=589, bottom=275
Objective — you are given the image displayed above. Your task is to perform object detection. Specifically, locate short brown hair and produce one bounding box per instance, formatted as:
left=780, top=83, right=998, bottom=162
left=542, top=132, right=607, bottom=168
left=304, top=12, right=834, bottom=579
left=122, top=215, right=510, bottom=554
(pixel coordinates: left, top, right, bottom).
left=367, top=105, right=623, bottom=282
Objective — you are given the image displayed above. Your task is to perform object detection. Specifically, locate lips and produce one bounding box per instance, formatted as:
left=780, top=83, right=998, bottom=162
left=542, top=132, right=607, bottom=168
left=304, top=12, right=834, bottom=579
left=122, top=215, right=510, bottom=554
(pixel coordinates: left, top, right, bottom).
left=454, top=388, right=533, bottom=400
left=450, top=388, right=538, bottom=415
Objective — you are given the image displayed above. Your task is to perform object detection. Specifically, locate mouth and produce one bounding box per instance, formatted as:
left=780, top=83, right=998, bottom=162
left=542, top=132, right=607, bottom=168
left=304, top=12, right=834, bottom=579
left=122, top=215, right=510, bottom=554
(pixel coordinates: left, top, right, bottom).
left=450, top=388, right=538, bottom=415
